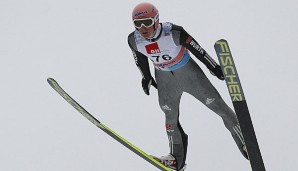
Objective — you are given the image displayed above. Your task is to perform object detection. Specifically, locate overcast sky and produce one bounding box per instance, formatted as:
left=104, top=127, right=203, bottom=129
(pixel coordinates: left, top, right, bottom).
left=1, top=0, right=297, bottom=171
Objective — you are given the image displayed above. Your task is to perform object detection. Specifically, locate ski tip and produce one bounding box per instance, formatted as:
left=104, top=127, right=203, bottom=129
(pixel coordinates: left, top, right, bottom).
left=47, top=77, right=56, bottom=84
left=215, top=39, right=227, bottom=44
left=214, top=39, right=229, bottom=48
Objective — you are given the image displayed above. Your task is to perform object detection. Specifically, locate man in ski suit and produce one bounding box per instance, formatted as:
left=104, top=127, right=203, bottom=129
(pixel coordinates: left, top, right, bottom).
left=128, top=2, right=248, bottom=170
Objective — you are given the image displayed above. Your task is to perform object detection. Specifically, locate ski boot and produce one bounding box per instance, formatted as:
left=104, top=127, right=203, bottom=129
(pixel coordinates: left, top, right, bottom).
left=242, top=145, right=249, bottom=160
left=151, top=154, right=186, bottom=171
left=232, top=136, right=250, bottom=160
left=232, top=125, right=249, bottom=160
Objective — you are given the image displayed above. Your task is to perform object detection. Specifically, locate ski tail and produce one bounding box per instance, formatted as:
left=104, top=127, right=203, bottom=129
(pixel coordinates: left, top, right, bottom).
left=47, top=78, right=171, bottom=171
left=214, top=40, right=266, bottom=171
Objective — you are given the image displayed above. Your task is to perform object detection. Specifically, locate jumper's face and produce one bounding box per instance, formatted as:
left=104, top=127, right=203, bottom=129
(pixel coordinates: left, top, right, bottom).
left=133, top=15, right=158, bottom=39
left=138, top=25, right=156, bottom=39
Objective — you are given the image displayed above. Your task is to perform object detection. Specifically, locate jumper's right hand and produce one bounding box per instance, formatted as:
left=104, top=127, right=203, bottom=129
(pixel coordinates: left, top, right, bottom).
left=142, top=77, right=157, bottom=95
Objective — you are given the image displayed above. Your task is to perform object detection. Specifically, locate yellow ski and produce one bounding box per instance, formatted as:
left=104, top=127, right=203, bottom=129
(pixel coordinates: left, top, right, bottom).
left=47, top=78, right=171, bottom=171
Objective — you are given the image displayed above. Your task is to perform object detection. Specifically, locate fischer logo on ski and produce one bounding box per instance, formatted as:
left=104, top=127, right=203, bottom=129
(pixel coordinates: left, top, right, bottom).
left=215, top=41, right=244, bottom=101
left=214, top=40, right=266, bottom=171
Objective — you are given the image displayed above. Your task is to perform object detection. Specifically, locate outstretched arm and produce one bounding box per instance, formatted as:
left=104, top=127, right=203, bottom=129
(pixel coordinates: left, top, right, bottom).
left=172, top=24, right=224, bottom=80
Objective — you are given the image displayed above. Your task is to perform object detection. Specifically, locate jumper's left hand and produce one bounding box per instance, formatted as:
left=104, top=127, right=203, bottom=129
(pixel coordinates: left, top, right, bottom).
left=142, top=77, right=157, bottom=95
left=210, top=65, right=225, bottom=80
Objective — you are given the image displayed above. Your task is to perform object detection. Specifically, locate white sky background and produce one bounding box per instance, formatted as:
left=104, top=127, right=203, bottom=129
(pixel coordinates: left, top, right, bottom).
left=1, top=0, right=297, bottom=170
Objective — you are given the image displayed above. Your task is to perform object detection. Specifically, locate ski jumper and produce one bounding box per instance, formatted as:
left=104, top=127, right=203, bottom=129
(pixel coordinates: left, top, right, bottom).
left=128, top=22, right=246, bottom=169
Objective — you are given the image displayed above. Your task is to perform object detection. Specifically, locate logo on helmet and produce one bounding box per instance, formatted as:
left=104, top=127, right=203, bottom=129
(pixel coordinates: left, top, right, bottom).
left=151, top=6, right=155, bottom=12
left=134, top=11, right=148, bottom=17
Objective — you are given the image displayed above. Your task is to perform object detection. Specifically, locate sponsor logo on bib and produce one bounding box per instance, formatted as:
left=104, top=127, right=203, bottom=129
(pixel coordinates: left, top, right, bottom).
left=145, top=42, right=161, bottom=54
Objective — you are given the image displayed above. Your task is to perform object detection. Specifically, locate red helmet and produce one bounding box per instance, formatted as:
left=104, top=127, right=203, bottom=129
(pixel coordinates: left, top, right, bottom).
left=132, top=2, right=159, bottom=29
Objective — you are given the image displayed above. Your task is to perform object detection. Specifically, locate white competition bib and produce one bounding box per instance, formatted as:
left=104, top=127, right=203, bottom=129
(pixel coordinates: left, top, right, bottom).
left=135, top=23, right=190, bottom=71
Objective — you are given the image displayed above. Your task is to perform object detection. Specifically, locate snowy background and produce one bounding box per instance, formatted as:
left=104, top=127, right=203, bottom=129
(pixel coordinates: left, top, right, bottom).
left=1, top=0, right=297, bottom=170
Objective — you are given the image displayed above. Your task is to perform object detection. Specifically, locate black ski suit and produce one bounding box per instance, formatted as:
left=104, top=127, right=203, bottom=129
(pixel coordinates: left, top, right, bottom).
left=128, top=22, right=246, bottom=170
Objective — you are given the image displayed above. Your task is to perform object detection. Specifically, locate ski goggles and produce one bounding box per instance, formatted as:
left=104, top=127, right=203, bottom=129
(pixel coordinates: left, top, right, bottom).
left=133, top=13, right=159, bottom=29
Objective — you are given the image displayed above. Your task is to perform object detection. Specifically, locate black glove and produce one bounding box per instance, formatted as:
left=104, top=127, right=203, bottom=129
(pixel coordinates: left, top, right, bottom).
left=142, top=77, right=157, bottom=95
left=210, top=65, right=225, bottom=80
